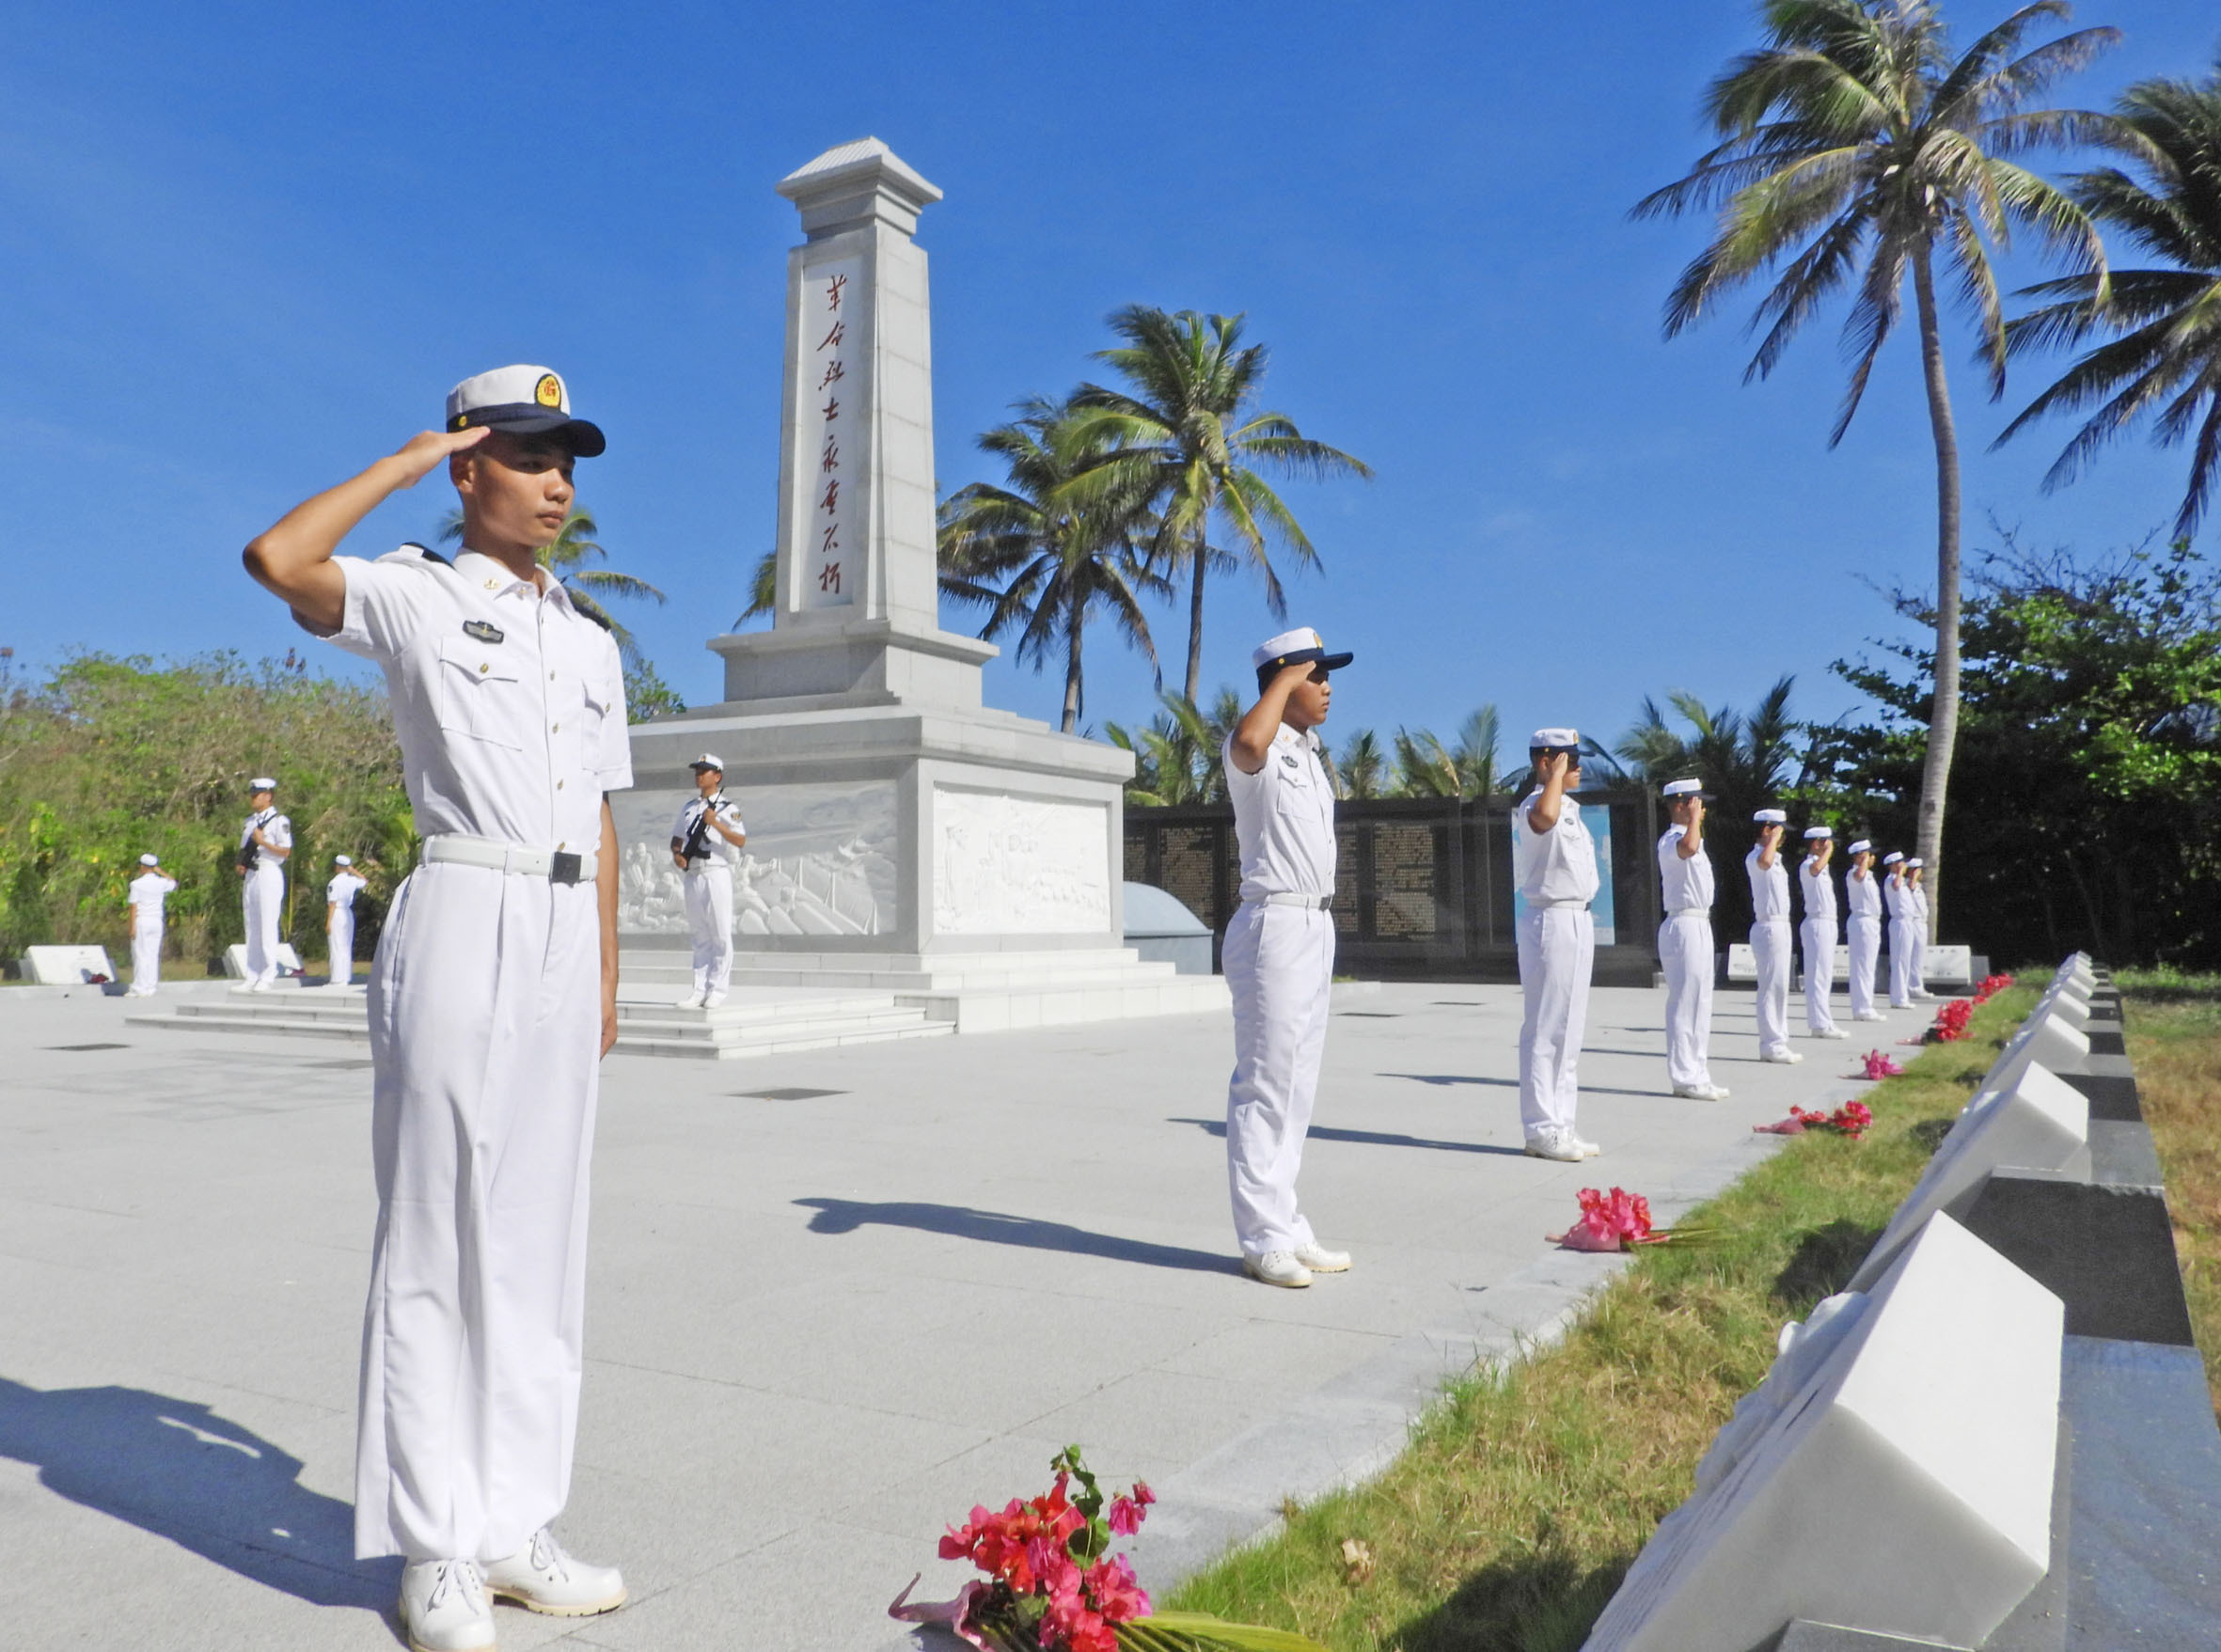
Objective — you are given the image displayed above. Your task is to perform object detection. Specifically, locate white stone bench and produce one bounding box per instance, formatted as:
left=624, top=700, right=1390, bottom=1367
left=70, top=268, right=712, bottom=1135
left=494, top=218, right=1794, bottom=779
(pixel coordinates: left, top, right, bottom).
left=21, top=945, right=118, bottom=985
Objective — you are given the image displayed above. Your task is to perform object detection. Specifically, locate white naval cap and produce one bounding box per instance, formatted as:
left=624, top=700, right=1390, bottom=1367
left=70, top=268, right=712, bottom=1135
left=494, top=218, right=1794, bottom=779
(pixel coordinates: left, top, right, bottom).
left=249, top=777, right=277, bottom=792
left=1882, top=851, right=1905, bottom=864
left=1907, top=857, right=1925, bottom=868
left=1529, top=727, right=1580, bottom=753
left=1252, top=627, right=1354, bottom=675
left=139, top=853, right=159, bottom=866
left=1662, top=778, right=1709, bottom=798
left=1754, top=808, right=1788, bottom=825
left=1848, top=839, right=1872, bottom=855
left=334, top=855, right=353, bottom=866
left=1804, top=825, right=1834, bottom=840
left=688, top=752, right=726, bottom=771
left=446, top=365, right=606, bottom=457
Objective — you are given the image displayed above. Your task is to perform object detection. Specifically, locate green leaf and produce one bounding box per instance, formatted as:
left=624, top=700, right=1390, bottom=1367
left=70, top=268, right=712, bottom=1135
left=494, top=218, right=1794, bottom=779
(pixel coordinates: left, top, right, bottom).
left=1114, top=1611, right=1334, bottom=1651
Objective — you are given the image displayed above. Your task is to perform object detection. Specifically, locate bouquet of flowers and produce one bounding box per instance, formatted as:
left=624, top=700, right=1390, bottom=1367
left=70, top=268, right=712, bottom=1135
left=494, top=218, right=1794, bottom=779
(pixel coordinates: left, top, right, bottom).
left=1924, top=999, right=1976, bottom=1043
left=1971, top=972, right=2015, bottom=1005
left=1854, top=1049, right=1903, bottom=1080
left=1548, top=1186, right=1710, bottom=1251
left=892, top=1447, right=1328, bottom=1651
left=1756, top=1099, right=1872, bottom=1138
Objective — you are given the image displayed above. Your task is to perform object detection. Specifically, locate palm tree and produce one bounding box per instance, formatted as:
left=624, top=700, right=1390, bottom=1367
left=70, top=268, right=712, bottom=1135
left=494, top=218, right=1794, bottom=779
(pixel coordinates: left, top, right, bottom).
left=937, top=396, right=1167, bottom=734
left=735, top=547, right=778, bottom=627
left=438, top=507, right=665, bottom=655
left=1613, top=678, right=1801, bottom=816
left=1336, top=729, right=1389, bottom=799
left=1635, top=0, right=2118, bottom=936
left=1998, top=59, right=2221, bottom=541
left=1065, top=307, right=1372, bottom=704
left=1105, top=692, right=1219, bottom=805
left=1387, top=705, right=1514, bottom=799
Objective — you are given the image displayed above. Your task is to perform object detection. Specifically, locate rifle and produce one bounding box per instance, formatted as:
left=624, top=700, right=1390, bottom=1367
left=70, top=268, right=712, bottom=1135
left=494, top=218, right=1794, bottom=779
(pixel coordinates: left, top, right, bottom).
left=237, top=809, right=271, bottom=872
left=680, top=794, right=726, bottom=868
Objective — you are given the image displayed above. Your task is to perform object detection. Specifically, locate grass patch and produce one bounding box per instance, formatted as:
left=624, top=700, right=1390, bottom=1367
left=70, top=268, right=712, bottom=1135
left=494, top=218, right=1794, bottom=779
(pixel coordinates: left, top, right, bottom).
left=2117, top=968, right=2221, bottom=1416
left=1164, top=988, right=2037, bottom=1652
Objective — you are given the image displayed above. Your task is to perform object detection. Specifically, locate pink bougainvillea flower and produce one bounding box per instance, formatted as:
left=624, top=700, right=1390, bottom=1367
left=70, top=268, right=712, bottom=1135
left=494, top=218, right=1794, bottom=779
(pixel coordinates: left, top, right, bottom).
left=1132, top=1480, right=1156, bottom=1507
left=1107, top=1496, right=1144, bottom=1536
left=1085, top=1554, right=1152, bottom=1624
left=887, top=1575, right=997, bottom=1651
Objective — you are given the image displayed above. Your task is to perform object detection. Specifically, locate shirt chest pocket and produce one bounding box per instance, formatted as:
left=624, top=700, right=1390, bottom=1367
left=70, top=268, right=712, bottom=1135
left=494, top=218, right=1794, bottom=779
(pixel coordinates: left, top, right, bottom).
left=436, top=637, right=527, bottom=751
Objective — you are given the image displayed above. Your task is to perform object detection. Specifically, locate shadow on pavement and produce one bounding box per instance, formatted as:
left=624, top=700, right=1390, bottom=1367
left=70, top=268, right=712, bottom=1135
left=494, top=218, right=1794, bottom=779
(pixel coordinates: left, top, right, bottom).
left=0, top=1377, right=399, bottom=1618
left=1172, top=1117, right=1529, bottom=1158
left=1384, top=1073, right=1671, bottom=1102
left=794, top=1199, right=1243, bottom=1276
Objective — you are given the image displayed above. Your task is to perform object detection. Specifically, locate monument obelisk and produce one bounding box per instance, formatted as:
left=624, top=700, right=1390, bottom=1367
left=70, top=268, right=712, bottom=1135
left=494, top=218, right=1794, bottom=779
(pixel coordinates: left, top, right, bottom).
left=620, top=140, right=1222, bottom=1027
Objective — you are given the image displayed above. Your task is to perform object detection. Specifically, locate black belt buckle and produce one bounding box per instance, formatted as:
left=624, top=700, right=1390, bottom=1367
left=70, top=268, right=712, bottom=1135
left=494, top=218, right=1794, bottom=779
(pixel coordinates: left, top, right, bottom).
left=549, top=850, right=582, bottom=886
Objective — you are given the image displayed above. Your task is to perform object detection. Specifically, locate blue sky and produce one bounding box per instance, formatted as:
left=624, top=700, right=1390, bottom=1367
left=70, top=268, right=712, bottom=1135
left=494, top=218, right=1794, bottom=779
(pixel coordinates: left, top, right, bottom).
left=3, top=1, right=2214, bottom=763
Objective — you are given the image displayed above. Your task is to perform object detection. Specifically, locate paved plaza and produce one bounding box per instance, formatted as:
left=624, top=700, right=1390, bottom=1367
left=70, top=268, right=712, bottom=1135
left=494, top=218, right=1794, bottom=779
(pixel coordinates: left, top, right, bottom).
left=0, top=978, right=1929, bottom=1650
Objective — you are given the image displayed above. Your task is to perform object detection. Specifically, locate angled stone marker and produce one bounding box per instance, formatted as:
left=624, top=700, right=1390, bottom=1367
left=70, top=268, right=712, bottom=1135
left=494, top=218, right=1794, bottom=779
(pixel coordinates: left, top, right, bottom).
left=1846, top=1061, right=2089, bottom=1294
left=1583, top=1214, right=2063, bottom=1652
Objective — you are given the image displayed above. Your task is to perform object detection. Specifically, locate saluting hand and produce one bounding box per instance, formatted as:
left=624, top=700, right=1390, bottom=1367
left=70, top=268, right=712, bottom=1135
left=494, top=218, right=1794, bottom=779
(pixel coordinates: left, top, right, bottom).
left=386, top=426, right=489, bottom=488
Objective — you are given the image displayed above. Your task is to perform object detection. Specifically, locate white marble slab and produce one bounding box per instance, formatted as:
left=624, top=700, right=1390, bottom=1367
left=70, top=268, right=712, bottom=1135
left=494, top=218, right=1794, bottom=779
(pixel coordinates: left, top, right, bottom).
left=21, top=945, right=116, bottom=985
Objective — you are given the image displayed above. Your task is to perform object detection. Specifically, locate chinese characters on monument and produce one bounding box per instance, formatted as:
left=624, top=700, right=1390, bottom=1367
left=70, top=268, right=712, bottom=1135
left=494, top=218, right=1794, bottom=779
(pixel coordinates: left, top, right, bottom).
left=803, top=257, right=863, bottom=608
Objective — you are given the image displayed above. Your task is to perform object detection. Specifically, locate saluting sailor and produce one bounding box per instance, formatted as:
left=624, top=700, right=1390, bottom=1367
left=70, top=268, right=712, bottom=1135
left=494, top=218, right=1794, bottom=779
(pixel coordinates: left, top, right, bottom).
left=1221, top=627, right=1355, bottom=1289
left=244, top=364, right=632, bottom=1651
left=1745, top=809, right=1802, bottom=1064
left=237, top=778, right=292, bottom=991
left=1905, top=859, right=1933, bottom=998
left=1798, top=826, right=1847, bottom=1039
left=1514, top=730, right=1601, bottom=1161
left=126, top=853, right=178, bottom=998
left=669, top=754, right=748, bottom=1010
left=327, top=856, right=370, bottom=986
left=1657, top=779, right=1727, bottom=1101
left=1882, top=851, right=1914, bottom=1007
left=1843, top=839, right=1884, bottom=1021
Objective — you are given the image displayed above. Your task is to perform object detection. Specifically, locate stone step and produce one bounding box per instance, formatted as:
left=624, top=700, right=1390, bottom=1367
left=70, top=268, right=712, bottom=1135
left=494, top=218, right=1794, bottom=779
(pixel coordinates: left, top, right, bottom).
left=127, top=1007, right=371, bottom=1042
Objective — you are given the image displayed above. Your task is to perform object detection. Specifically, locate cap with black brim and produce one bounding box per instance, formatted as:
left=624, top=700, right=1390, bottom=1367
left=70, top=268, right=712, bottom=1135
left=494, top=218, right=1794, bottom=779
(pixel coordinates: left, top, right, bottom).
left=448, top=406, right=606, bottom=457
left=446, top=365, right=607, bottom=458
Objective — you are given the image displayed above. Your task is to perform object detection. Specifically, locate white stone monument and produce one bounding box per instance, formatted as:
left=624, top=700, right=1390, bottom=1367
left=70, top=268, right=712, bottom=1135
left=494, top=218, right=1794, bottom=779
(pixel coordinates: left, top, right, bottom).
left=621, top=138, right=1225, bottom=1030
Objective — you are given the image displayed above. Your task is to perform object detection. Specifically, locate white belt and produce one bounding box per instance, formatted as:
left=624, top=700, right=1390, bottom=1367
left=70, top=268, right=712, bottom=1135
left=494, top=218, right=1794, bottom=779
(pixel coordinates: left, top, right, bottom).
left=1667, top=907, right=1709, bottom=918
left=422, top=833, right=597, bottom=885
left=1245, top=891, right=1331, bottom=909
left=1529, top=896, right=1591, bottom=911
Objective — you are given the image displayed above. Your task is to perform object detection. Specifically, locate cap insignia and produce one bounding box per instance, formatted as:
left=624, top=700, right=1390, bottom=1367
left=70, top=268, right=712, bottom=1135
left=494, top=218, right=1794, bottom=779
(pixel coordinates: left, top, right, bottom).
left=534, top=373, right=563, bottom=408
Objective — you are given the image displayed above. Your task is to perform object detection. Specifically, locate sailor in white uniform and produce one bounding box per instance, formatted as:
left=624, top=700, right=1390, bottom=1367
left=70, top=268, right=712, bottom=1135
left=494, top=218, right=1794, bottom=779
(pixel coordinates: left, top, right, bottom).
left=126, top=853, right=177, bottom=997
left=1221, top=627, right=1355, bottom=1290
left=1746, top=809, right=1802, bottom=1064
left=1657, top=779, right=1727, bottom=1101
left=1799, top=826, right=1847, bottom=1038
left=669, top=754, right=748, bottom=1010
left=1882, top=852, right=1914, bottom=1007
left=327, top=856, right=370, bottom=986
left=1843, top=839, right=1884, bottom=1021
left=243, top=364, right=632, bottom=1650
left=237, top=779, right=292, bottom=990
left=1905, top=859, right=1933, bottom=998
left=1514, top=730, right=1601, bottom=1161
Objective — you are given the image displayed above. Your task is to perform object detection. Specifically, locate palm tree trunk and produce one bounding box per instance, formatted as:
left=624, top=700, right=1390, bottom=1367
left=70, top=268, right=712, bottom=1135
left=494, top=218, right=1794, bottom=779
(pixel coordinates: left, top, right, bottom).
left=1063, top=604, right=1083, bottom=735
left=1183, top=535, right=1207, bottom=706
left=1910, top=244, right=1961, bottom=945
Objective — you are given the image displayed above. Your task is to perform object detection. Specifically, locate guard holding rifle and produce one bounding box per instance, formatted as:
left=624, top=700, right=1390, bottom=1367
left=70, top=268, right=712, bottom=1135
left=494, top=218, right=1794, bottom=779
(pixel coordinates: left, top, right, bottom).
left=243, top=364, right=632, bottom=1651
left=669, top=754, right=747, bottom=1010
left=237, top=778, right=292, bottom=991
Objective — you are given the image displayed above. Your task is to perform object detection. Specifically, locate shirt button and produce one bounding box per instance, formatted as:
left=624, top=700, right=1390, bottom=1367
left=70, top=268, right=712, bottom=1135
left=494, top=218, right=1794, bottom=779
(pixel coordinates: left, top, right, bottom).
left=558, top=779, right=565, bottom=789
left=479, top=663, right=489, bottom=674
left=553, top=723, right=560, bottom=732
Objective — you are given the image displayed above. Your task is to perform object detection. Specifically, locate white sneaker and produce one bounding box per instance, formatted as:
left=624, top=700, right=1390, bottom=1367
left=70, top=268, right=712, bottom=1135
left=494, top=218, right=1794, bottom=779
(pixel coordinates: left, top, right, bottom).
left=400, top=1559, right=495, bottom=1652
left=1523, top=1128, right=1587, bottom=1163
left=1812, top=1028, right=1850, bottom=1040
left=1760, top=1048, right=1804, bottom=1064
left=249, top=980, right=276, bottom=993
left=676, top=990, right=705, bottom=1009
left=1853, top=1011, right=1885, bottom=1022
left=1671, top=1082, right=1728, bottom=1101
left=1291, top=1240, right=1350, bottom=1272
left=480, top=1526, right=627, bottom=1618
left=702, top=990, right=728, bottom=1009
left=1243, top=1250, right=1313, bottom=1288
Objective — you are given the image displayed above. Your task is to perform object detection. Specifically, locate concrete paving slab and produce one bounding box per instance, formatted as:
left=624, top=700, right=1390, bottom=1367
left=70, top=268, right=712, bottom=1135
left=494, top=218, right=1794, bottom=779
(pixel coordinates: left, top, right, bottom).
left=0, top=977, right=1943, bottom=1650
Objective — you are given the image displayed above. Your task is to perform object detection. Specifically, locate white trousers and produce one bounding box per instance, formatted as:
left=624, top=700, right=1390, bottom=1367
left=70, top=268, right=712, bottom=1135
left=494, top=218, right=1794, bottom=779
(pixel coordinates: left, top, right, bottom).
left=683, top=865, right=733, bottom=999
left=1517, top=905, right=1594, bottom=1137
left=1222, top=902, right=1332, bottom=1256
left=1659, top=914, right=1714, bottom=1089
left=329, top=909, right=356, bottom=985
left=1888, top=919, right=1914, bottom=1005
left=243, top=862, right=285, bottom=986
left=1847, top=915, right=1882, bottom=1017
left=131, top=919, right=163, bottom=996
left=1801, top=917, right=1839, bottom=1032
left=356, top=862, right=603, bottom=1564
left=1908, top=920, right=1929, bottom=994
left=1752, top=920, right=1794, bottom=1057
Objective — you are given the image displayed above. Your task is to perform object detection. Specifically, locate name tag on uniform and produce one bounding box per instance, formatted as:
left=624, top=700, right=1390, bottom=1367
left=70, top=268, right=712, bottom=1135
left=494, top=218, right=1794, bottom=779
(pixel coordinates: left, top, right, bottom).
left=464, top=620, right=505, bottom=644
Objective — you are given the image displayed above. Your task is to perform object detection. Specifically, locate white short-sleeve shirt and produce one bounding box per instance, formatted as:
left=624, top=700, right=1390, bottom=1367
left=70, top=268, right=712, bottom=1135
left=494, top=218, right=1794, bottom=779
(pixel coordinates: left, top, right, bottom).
left=1223, top=725, right=1335, bottom=901
left=1512, top=793, right=1599, bottom=905
left=328, top=872, right=369, bottom=909
left=1746, top=846, right=1792, bottom=921
left=129, top=873, right=178, bottom=914
left=241, top=810, right=291, bottom=854
left=308, top=547, right=632, bottom=848
left=671, top=796, right=748, bottom=870
left=1799, top=857, right=1838, bottom=922
left=1847, top=865, right=1884, bottom=919
left=1657, top=826, right=1713, bottom=914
